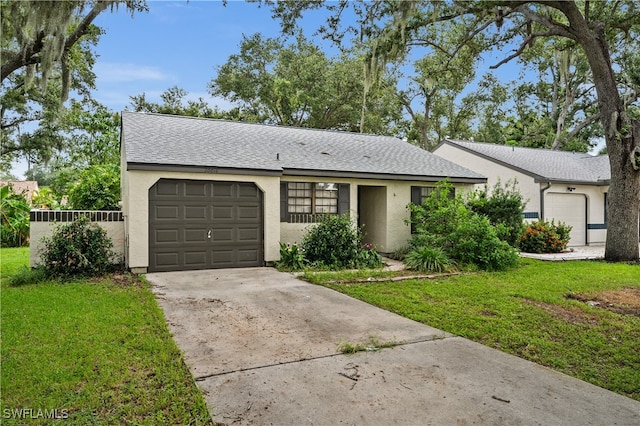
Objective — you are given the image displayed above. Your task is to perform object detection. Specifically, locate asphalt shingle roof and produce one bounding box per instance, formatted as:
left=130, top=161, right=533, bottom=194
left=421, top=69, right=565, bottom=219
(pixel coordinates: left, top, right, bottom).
left=121, top=112, right=485, bottom=182
left=438, top=139, right=610, bottom=184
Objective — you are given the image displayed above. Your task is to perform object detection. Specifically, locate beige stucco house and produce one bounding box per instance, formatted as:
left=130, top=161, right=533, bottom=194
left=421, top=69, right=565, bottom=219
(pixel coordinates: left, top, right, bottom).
left=433, top=139, right=611, bottom=247
left=120, top=112, right=485, bottom=273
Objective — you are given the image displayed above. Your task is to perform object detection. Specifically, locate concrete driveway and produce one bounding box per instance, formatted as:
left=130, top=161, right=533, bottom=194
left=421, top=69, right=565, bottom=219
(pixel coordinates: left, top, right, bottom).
left=147, top=268, right=640, bottom=425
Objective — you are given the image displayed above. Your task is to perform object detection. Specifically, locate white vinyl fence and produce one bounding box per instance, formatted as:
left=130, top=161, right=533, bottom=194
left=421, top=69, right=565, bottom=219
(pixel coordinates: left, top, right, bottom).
left=30, top=210, right=125, bottom=268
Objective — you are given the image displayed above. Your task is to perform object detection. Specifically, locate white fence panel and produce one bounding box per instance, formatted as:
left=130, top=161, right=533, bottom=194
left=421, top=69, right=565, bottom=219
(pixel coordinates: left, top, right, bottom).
left=30, top=210, right=125, bottom=268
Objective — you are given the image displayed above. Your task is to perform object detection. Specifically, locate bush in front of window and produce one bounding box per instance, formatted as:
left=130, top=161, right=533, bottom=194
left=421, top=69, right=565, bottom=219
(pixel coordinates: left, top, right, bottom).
left=301, top=214, right=383, bottom=270
left=409, top=182, right=519, bottom=272
left=466, top=179, right=527, bottom=248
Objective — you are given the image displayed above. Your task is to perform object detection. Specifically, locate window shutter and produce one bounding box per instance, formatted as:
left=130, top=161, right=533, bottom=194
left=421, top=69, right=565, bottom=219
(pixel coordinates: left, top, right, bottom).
left=410, top=186, right=421, bottom=234
left=411, top=186, right=421, bottom=205
left=280, top=182, right=287, bottom=222
left=338, top=183, right=350, bottom=215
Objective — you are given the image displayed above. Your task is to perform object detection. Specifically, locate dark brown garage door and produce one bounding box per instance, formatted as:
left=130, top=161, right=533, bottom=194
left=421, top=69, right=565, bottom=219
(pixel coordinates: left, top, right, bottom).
left=149, top=179, right=263, bottom=272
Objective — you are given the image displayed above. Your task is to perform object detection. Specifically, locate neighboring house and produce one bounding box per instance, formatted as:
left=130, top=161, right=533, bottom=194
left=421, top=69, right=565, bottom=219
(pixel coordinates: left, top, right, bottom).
left=433, top=139, right=612, bottom=247
left=0, top=180, right=39, bottom=205
left=120, top=112, right=485, bottom=273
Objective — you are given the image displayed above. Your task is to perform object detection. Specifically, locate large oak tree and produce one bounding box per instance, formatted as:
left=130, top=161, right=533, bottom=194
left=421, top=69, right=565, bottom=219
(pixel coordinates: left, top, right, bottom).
left=270, top=0, right=640, bottom=261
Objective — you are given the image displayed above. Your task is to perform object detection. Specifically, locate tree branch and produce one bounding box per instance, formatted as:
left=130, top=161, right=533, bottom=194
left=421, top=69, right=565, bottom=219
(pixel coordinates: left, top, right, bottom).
left=1, top=31, right=46, bottom=82
left=63, top=1, right=114, bottom=54
left=566, top=112, right=602, bottom=140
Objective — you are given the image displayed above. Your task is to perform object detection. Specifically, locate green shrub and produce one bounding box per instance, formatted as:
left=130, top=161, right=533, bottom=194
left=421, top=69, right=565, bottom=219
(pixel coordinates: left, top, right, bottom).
left=301, top=214, right=383, bottom=269
left=67, top=164, right=120, bottom=210
left=409, top=182, right=519, bottom=271
left=356, top=244, right=384, bottom=269
left=519, top=220, right=572, bottom=253
left=467, top=179, right=526, bottom=247
left=0, top=184, right=30, bottom=247
left=9, top=266, right=48, bottom=286
left=277, top=242, right=306, bottom=270
left=40, top=216, right=120, bottom=278
left=404, top=246, right=455, bottom=273
left=388, top=245, right=410, bottom=261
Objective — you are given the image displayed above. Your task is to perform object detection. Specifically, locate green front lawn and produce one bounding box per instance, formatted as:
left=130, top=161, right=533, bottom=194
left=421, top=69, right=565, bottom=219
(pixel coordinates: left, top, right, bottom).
left=0, top=247, right=212, bottom=425
left=305, top=259, right=640, bottom=401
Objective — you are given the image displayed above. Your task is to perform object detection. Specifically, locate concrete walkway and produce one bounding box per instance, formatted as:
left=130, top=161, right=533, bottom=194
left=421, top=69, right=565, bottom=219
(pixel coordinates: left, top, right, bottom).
left=520, top=245, right=606, bottom=261
left=147, top=268, right=640, bottom=425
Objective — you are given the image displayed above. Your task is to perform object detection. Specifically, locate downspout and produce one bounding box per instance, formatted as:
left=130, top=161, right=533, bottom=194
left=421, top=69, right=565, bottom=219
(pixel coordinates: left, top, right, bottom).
left=540, top=182, right=552, bottom=220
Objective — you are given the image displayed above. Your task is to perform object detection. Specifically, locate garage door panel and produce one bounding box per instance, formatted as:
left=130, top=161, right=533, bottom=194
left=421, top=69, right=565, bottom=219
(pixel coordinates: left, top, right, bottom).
left=185, top=205, right=207, bottom=219
left=238, top=249, right=259, bottom=262
left=149, top=179, right=263, bottom=272
left=185, top=181, right=208, bottom=197
left=238, top=205, right=260, bottom=219
left=153, top=205, right=180, bottom=220
left=154, top=252, right=179, bottom=269
left=185, top=228, right=208, bottom=243
left=212, top=182, right=233, bottom=197
left=155, top=181, right=179, bottom=196
left=212, top=228, right=233, bottom=242
left=211, top=250, right=234, bottom=268
left=238, top=227, right=260, bottom=242
left=154, top=229, right=179, bottom=244
left=184, top=251, right=207, bottom=266
left=212, top=205, right=234, bottom=220
left=238, top=183, right=259, bottom=198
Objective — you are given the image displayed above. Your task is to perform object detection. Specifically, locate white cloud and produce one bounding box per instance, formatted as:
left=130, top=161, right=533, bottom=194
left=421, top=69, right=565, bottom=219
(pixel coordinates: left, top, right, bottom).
left=95, top=62, right=171, bottom=83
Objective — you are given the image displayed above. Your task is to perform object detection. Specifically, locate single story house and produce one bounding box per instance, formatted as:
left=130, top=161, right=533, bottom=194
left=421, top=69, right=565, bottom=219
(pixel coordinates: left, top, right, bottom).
left=432, top=139, right=611, bottom=246
left=120, top=112, right=485, bottom=273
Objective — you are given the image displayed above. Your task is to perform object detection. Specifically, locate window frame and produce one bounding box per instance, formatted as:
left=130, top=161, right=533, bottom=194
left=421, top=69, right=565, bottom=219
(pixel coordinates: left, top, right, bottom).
left=410, top=185, right=456, bottom=233
left=280, top=182, right=349, bottom=223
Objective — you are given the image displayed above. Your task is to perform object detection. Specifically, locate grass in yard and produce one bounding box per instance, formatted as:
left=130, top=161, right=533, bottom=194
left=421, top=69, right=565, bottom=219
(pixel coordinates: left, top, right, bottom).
left=0, top=247, right=213, bottom=425
left=309, top=258, right=640, bottom=401
left=0, top=246, right=29, bottom=279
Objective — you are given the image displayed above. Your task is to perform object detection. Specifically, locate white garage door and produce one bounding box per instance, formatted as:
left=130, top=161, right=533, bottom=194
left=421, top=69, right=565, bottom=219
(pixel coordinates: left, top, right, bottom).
left=545, top=193, right=586, bottom=246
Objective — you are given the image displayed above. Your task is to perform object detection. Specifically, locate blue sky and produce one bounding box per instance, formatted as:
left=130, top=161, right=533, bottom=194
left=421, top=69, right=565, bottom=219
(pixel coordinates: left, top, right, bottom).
left=91, top=0, right=335, bottom=111
left=92, top=0, right=517, bottom=112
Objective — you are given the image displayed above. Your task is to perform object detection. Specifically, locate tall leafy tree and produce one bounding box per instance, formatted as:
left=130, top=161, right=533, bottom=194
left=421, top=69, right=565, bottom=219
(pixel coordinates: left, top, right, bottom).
left=129, top=86, right=229, bottom=119
left=63, top=99, right=121, bottom=168
left=209, top=33, right=403, bottom=134
left=511, top=38, right=603, bottom=151
left=399, top=21, right=484, bottom=149
left=269, top=0, right=640, bottom=261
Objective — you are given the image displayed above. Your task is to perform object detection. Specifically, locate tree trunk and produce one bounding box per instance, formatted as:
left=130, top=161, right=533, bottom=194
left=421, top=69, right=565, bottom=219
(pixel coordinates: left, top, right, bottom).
left=557, top=5, right=640, bottom=260
left=606, top=124, right=640, bottom=260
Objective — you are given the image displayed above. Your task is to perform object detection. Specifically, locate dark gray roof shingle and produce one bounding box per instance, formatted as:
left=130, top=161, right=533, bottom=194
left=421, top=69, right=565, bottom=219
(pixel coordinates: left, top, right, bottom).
left=438, top=139, right=610, bottom=184
left=121, top=112, right=485, bottom=182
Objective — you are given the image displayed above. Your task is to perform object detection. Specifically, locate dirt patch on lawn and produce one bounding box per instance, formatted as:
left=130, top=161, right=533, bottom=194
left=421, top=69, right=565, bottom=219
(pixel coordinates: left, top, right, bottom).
left=566, top=288, right=640, bottom=317
left=522, top=299, right=601, bottom=325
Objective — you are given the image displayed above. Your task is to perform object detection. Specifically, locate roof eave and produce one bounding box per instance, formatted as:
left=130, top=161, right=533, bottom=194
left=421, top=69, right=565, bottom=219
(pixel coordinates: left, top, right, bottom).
left=283, top=168, right=486, bottom=184
left=533, top=177, right=610, bottom=186
left=126, top=162, right=283, bottom=177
